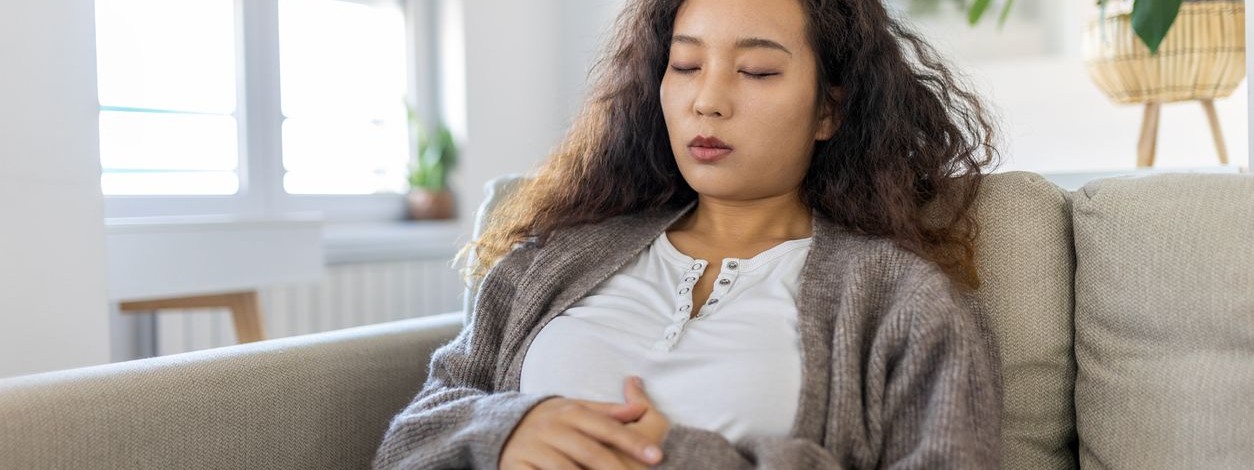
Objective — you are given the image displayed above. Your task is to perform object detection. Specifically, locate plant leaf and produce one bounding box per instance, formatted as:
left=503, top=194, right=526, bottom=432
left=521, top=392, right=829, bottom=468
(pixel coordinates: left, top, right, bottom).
left=996, top=0, right=1015, bottom=29
left=1131, top=0, right=1184, bottom=55
left=967, top=0, right=992, bottom=25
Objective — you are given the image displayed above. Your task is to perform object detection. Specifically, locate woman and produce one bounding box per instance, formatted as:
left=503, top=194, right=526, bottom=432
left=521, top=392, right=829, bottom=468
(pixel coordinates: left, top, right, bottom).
left=374, top=0, right=1002, bottom=468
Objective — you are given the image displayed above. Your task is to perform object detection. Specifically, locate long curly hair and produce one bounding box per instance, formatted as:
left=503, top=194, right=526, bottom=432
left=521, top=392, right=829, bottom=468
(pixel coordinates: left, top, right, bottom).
left=458, top=0, right=1000, bottom=291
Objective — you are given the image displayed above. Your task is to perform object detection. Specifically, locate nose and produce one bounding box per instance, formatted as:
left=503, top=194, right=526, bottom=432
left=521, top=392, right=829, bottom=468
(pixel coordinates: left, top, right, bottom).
left=693, top=72, right=731, bottom=119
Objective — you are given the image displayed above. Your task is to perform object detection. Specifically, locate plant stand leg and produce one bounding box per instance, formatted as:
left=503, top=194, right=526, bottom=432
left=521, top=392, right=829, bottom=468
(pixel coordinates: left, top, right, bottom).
left=1137, top=101, right=1161, bottom=168
left=1200, top=99, right=1230, bottom=165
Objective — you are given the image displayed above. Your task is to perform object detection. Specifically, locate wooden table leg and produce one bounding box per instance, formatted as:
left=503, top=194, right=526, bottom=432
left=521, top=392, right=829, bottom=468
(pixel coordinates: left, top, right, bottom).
left=119, top=291, right=266, bottom=344
left=228, top=291, right=266, bottom=343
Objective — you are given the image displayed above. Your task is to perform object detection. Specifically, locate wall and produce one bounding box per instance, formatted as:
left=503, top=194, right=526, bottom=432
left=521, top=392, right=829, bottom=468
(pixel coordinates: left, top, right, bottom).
left=969, top=59, right=1247, bottom=173
left=445, top=0, right=626, bottom=239
left=0, top=1, right=111, bottom=379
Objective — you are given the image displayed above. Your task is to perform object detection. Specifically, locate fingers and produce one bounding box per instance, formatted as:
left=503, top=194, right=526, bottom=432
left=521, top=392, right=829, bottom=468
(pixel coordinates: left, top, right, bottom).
left=548, top=431, right=631, bottom=470
left=524, top=446, right=581, bottom=470
left=623, top=376, right=653, bottom=407
left=566, top=405, right=663, bottom=466
left=578, top=400, right=647, bottom=423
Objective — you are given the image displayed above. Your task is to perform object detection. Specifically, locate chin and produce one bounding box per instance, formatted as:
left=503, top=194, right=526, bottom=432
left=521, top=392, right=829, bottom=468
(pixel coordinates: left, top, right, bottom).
left=684, top=180, right=745, bottom=201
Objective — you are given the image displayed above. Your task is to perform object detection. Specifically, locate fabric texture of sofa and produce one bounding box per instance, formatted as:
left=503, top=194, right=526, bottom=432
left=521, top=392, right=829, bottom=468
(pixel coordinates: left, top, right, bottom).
left=1, top=170, right=1250, bottom=469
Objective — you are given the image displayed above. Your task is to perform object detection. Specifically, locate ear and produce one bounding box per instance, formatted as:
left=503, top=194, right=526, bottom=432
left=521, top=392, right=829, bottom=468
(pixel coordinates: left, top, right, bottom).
left=814, top=86, right=845, bottom=141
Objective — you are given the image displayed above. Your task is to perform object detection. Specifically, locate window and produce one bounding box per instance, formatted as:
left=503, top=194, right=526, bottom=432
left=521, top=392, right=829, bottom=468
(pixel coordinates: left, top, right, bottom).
left=279, top=0, right=410, bottom=195
left=94, top=0, right=420, bottom=220
left=95, top=0, right=239, bottom=196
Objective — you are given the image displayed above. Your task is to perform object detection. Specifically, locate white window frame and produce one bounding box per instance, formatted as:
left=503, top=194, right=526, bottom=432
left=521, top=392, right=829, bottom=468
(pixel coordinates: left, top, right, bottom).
left=101, top=0, right=438, bottom=222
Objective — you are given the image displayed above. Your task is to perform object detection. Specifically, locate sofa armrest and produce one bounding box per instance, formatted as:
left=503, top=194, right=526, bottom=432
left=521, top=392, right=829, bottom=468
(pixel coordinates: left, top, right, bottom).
left=0, top=311, right=463, bottom=470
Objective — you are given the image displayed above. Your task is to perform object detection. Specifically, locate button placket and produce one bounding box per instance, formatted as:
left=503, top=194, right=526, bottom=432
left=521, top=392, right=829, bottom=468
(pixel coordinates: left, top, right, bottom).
left=696, top=258, right=740, bottom=319
left=660, top=259, right=706, bottom=350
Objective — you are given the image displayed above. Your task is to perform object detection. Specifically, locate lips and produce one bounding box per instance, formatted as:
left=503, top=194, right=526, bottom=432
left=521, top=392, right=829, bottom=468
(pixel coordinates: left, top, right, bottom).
left=687, top=135, right=733, bottom=162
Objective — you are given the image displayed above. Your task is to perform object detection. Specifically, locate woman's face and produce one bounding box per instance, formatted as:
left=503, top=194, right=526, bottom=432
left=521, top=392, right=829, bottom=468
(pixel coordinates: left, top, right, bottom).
left=661, top=0, right=839, bottom=202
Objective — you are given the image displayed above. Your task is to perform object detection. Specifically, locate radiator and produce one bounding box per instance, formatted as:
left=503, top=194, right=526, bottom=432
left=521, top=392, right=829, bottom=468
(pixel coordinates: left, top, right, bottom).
left=155, top=258, right=465, bottom=356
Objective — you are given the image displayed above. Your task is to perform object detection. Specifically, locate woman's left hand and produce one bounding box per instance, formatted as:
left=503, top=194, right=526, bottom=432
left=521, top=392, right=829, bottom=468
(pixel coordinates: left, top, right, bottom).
left=614, top=376, right=670, bottom=469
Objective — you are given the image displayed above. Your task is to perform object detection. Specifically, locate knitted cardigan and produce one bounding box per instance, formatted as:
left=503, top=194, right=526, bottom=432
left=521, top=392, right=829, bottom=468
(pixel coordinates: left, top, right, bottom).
left=373, top=201, right=1002, bottom=469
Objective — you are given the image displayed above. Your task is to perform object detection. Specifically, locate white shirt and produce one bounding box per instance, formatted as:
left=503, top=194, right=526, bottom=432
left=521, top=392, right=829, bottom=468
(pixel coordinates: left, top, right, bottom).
left=519, top=231, right=811, bottom=442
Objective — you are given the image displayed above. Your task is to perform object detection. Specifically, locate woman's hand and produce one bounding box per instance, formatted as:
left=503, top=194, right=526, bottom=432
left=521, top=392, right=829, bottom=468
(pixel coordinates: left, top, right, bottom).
left=614, top=376, right=671, bottom=469
left=500, top=395, right=665, bottom=470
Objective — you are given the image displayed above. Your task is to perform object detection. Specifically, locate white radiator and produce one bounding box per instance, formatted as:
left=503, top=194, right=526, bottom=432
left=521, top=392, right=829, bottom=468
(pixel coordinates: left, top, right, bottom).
left=155, top=258, right=465, bottom=356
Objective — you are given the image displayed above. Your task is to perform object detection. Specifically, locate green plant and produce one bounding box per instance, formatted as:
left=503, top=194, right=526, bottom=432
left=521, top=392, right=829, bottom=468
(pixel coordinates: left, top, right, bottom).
left=966, top=0, right=1187, bottom=54
left=406, top=103, right=458, bottom=192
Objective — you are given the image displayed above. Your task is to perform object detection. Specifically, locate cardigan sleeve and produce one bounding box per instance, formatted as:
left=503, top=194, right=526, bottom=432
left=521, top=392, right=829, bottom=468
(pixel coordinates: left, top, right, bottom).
left=875, top=278, right=1002, bottom=468
left=654, top=273, right=1001, bottom=469
left=372, top=251, right=556, bottom=470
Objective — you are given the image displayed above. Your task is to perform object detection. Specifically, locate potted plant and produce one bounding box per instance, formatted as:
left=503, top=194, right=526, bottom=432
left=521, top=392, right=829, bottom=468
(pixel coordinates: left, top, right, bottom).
left=965, top=0, right=1245, bottom=167
left=406, top=105, right=458, bottom=220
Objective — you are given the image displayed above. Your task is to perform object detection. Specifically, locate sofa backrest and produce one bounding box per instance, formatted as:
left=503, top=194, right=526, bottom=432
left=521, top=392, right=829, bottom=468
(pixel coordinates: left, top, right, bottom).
left=0, top=313, right=463, bottom=470
left=969, top=171, right=1079, bottom=469
left=1069, top=173, right=1254, bottom=468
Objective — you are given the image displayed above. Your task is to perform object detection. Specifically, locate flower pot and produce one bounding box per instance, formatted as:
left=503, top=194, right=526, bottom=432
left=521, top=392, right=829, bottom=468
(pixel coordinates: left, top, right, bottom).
left=1083, top=0, right=1245, bottom=104
left=406, top=189, right=456, bottom=220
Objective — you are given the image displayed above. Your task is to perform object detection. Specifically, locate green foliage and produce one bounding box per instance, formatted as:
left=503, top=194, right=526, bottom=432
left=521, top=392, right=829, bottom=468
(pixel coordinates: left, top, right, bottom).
left=1129, top=0, right=1185, bottom=54
left=406, top=102, right=458, bottom=192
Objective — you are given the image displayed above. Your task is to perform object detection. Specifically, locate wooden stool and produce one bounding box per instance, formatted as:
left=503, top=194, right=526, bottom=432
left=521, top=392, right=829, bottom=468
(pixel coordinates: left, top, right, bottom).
left=1137, top=99, right=1230, bottom=168
left=119, top=291, right=266, bottom=344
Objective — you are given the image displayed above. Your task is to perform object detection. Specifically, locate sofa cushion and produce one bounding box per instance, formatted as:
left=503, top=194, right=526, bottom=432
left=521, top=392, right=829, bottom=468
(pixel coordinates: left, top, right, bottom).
left=1072, top=173, right=1254, bottom=469
left=969, top=171, right=1079, bottom=469
left=0, top=313, right=463, bottom=470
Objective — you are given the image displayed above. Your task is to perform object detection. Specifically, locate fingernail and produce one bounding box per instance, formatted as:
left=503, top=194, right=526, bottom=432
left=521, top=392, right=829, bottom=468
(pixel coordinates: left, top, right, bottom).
left=643, top=445, right=662, bottom=463
left=633, top=376, right=644, bottom=388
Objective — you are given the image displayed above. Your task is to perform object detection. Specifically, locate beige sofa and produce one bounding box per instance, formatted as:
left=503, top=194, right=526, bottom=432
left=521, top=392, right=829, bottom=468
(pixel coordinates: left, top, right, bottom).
left=1, top=171, right=1250, bottom=469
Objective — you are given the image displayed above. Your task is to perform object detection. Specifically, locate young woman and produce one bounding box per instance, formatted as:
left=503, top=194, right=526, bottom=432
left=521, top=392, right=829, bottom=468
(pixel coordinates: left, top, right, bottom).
left=374, top=0, right=1002, bottom=468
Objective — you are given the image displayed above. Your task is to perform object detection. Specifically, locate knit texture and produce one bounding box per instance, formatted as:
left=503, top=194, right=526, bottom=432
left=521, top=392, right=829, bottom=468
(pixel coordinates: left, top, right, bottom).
left=372, top=201, right=1002, bottom=469
left=967, top=171, right=1078, bottom=469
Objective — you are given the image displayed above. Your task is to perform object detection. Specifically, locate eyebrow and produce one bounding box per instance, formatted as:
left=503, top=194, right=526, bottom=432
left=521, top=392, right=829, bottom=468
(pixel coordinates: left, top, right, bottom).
left=671, top=34, right=793, bottom=56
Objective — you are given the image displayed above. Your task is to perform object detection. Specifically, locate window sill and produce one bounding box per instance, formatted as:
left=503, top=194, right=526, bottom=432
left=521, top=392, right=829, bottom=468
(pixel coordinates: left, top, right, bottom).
left=322, top=219, right=466, bottom=265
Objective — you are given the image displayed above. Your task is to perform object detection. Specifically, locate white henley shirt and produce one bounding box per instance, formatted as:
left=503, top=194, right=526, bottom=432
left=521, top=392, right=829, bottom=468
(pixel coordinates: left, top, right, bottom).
left=519, top=230, right=811, bottom=442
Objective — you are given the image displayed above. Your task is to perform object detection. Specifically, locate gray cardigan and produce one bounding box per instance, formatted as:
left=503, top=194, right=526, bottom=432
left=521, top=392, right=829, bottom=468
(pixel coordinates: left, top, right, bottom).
left=373, top=202, right=1002, bottom=469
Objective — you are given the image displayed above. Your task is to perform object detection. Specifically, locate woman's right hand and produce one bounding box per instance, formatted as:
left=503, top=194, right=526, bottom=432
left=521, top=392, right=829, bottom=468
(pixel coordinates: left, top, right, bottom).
left=499, top=397, right=665, bottom=470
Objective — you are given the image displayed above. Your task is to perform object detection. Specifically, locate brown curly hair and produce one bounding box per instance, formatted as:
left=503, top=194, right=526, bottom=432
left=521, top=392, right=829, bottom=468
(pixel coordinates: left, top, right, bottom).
left=458, top=0, right=1000, bottom=291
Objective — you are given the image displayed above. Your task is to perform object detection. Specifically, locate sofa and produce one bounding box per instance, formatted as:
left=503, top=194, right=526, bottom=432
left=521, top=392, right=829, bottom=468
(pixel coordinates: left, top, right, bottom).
left=1, top=171, right=1250, bottom=469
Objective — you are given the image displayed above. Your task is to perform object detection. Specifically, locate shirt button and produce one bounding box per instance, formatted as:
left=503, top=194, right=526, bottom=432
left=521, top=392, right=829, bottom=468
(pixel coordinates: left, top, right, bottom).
left=679, top=287, right=689, bottom=294
left=679, top=304, right=690, bottom=312
left=684, top=277, right=696, bottom=282
left=718, top=278, right=731, bottom=285
left=691, top=263, right=702, bottom=270
left=707, top=298, right=719, bottom=305
left=727, top=261, right=739, bottom=270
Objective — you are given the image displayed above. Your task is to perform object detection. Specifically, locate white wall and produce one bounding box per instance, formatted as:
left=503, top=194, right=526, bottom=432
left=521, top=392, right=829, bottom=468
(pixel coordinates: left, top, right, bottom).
left=969, top=59, right=1248, bottom=173
left=0, top=1, right=111, bottom=379
left=447, top=0, right=625, bottom=239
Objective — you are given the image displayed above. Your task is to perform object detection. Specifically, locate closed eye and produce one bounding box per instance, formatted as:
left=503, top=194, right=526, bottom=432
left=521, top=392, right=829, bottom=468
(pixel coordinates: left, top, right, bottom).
left=668, top=65, right=780, bottom=79
left=741, top=71, right=779, bottom=79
